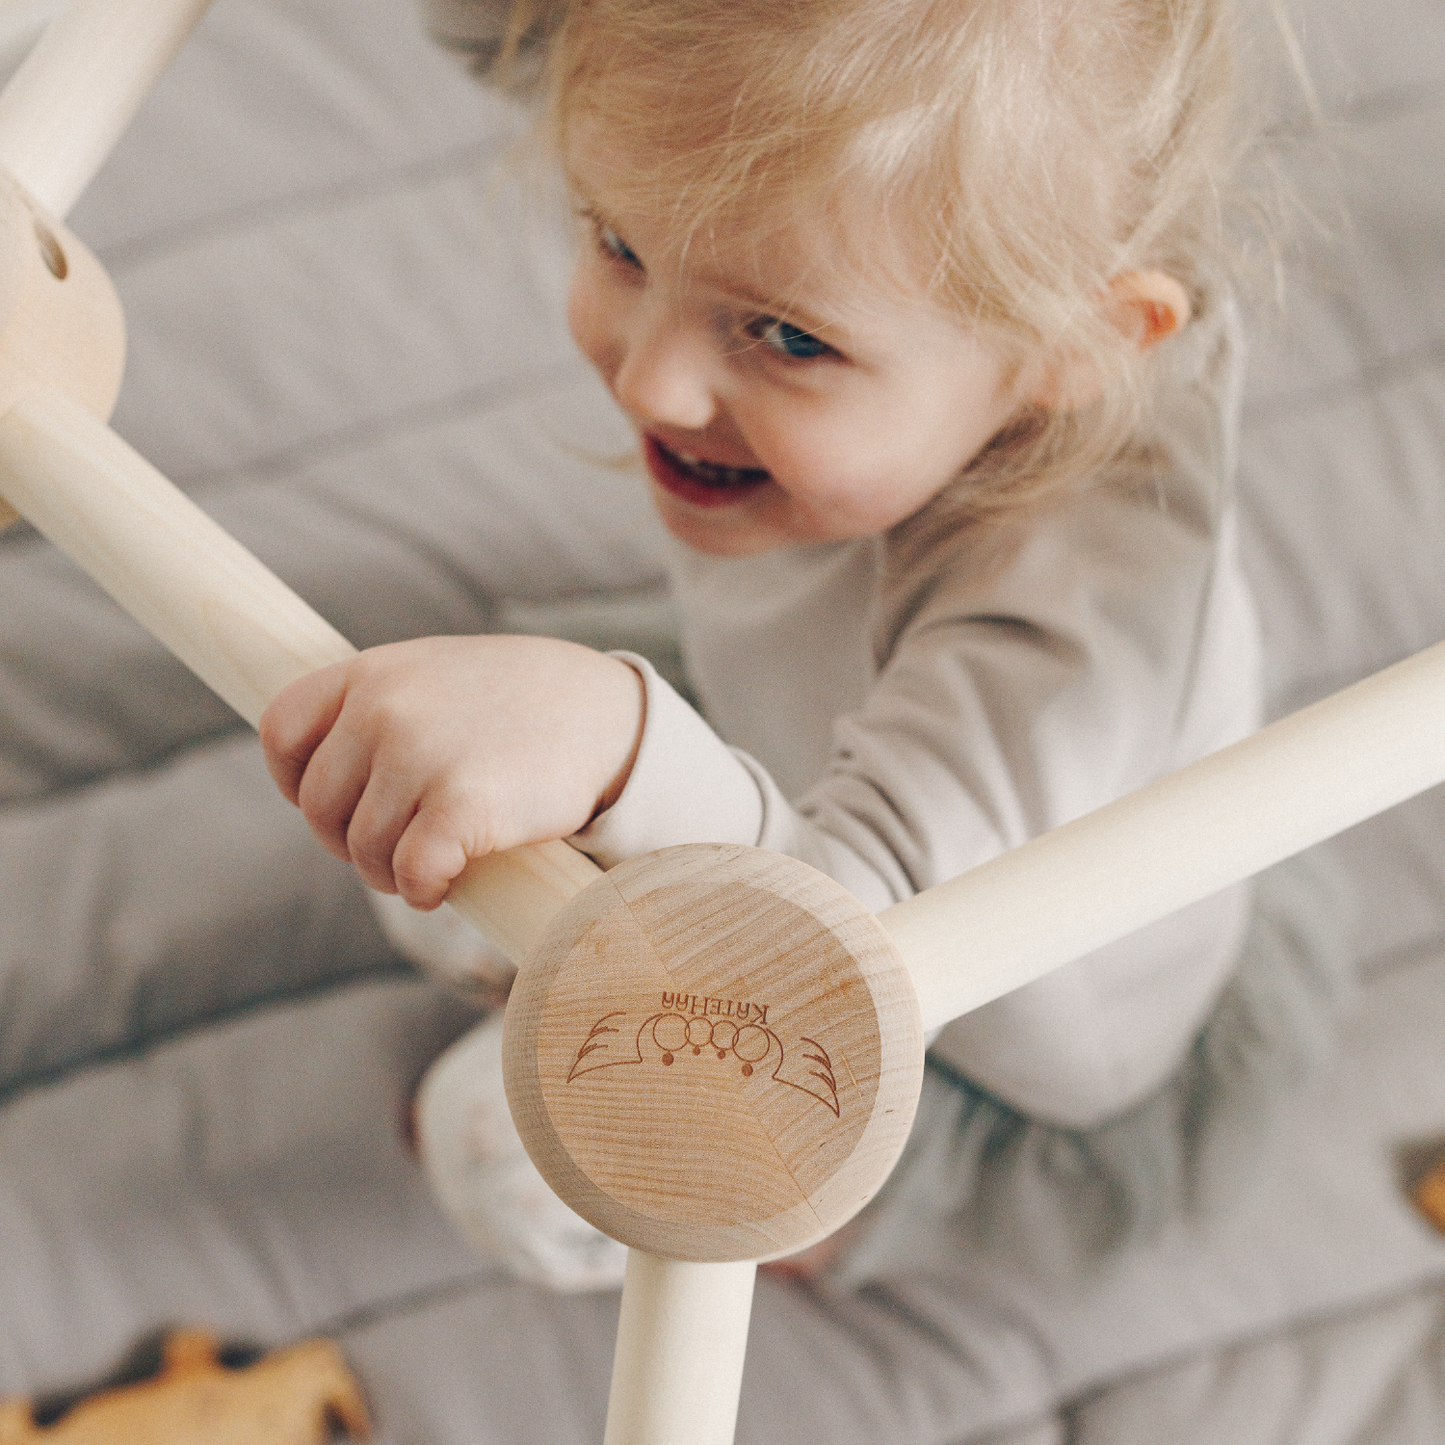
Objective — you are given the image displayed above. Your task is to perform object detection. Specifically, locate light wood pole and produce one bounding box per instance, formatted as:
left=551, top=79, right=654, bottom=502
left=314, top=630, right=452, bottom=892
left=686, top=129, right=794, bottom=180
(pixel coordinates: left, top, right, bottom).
left=1, top=7, right=1444, bottom=1445
left=0, top=0, right=212, bottom=536
left=884, top=639, right=1445, bottom=1033
left=0, top=0, right=212, bottom=217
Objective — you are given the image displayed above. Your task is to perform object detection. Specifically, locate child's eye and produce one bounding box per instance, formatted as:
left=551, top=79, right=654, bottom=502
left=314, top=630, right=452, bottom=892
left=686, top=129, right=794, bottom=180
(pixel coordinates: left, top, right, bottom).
left=594, top=218, right=643, bottom=271
left=748, top=317, right=834, bottom=360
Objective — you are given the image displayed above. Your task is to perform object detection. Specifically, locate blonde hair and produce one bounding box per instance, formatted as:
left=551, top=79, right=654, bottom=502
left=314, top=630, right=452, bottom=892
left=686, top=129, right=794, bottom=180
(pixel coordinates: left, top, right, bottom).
left=499, top=0, right=1250, bottom=526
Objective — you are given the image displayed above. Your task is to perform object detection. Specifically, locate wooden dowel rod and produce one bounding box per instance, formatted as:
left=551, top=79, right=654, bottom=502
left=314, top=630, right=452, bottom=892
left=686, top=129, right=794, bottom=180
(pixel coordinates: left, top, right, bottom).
left=0, top=0, right=214, bottom=218
left=604, top=1253, right=756, bottom=1445
left=0, top=389, right=740, bottom=1443
left=885, top=639, right=1445, bottom=1034
left=0, top=388, right=354, bottom=722
left=0, top=386, right=600, bottom=957
left=9, top=387, right=1445, bottom=998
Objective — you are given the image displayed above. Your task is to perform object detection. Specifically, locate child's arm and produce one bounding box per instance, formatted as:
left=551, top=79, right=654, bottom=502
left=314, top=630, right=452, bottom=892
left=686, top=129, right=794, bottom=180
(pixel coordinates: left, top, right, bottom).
left=259, top=484, right=1257, bottom=1139
left=571, top=651, right=1256, bottom=1132
left=566, top=488, right=1264, bottom=1132
left=259, top=634, right=644, bottom=909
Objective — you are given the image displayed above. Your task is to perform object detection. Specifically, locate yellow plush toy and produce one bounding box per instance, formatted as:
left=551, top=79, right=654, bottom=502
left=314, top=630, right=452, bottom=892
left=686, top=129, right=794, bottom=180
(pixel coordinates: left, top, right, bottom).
left=0, top=1329, right=371, bottom=1444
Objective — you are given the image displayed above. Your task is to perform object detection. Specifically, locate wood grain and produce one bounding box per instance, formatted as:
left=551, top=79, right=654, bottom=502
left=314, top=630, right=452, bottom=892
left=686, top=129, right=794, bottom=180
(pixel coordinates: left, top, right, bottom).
left=504, top=843, right=924, bottom=1261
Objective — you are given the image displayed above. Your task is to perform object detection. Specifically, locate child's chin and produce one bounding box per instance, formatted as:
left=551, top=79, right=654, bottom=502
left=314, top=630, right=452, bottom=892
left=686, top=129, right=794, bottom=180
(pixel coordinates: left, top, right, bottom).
left=653, top=494, right=787, bottom=556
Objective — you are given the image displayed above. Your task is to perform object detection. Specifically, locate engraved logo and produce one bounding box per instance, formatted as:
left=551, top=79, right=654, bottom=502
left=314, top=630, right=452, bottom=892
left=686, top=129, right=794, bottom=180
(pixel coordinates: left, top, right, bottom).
left=566, top=994, right=840, bottom=1117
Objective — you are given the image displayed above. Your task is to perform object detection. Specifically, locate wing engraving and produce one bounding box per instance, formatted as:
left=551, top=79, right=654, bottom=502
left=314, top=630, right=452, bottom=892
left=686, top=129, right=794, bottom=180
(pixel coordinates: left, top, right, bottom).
left=565, top=1011, right=642, bottom=1081
left=771, top=1035, right=840, bottom=1117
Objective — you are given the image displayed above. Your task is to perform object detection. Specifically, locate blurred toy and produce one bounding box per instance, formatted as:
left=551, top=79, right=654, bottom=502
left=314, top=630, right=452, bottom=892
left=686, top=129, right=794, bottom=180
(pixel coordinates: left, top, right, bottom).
left=1412, top=1155, right=1445, bottom=1235
left=0, top=1328, right=371, bottom=1444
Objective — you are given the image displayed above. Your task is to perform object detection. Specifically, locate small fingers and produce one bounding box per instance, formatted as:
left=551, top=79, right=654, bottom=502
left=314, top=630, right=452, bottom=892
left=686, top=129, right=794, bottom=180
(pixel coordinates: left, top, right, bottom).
left=259, top=664, right=350, bottom=805
left=391, top=803, right=477, bottom=911
left=344, top=775, right=425, bottom=896
left=293, top=723, right=374, bottom=865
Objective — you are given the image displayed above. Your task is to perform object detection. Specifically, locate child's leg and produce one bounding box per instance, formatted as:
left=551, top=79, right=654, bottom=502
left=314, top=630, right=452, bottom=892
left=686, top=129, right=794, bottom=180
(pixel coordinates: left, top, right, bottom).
left=415, top=1012, right=628, bottom=1293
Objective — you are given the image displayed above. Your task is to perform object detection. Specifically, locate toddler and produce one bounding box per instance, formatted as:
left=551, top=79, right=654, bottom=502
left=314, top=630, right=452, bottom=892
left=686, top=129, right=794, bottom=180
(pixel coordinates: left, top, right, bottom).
left=261, top=0, right=1293, bottom=1288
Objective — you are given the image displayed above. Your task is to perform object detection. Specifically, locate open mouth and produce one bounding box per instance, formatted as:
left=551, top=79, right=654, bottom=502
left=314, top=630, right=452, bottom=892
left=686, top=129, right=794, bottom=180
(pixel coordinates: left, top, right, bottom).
left=645, top=436, right=771, bottom=508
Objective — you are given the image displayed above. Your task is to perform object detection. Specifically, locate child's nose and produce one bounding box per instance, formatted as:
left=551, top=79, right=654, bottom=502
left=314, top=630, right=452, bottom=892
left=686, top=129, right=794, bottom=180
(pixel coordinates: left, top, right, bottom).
left=612, top=320, right=716, bottom=431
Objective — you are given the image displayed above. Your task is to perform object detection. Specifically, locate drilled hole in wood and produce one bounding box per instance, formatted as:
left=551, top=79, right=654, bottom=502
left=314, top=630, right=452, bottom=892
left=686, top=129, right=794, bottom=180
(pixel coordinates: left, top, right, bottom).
left=34, top=219, right=66, bottom=279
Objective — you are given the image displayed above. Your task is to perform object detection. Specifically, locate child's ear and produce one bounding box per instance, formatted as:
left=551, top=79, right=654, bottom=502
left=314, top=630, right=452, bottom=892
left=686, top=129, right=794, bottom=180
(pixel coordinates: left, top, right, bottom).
left=1104, top=270, right=1192, bottom=352
left=1021, top=270, right=1192, bottom=411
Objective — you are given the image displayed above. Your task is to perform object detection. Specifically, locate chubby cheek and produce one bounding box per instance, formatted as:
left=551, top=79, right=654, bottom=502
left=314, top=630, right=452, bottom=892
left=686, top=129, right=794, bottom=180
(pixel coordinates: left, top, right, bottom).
left=758, top=427, right=920, bottom=536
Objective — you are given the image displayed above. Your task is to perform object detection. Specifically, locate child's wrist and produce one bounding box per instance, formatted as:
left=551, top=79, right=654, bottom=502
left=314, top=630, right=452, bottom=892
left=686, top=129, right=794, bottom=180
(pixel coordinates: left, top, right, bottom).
left=589, top=654, right=648, bottom=818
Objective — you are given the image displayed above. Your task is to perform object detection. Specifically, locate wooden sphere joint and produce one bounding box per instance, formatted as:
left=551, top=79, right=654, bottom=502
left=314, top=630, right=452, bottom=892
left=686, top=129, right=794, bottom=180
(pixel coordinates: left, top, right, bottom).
left=0, top=162, right=125, bottom=531
left=503, top=844, right=925, bottom=1262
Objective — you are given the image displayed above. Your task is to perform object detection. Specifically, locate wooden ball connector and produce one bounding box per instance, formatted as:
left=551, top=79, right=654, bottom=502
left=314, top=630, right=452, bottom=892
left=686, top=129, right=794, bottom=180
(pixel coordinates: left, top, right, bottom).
left=503, top=843, right=925, bottom=1262
left=0, top=163, right=125, bottom=532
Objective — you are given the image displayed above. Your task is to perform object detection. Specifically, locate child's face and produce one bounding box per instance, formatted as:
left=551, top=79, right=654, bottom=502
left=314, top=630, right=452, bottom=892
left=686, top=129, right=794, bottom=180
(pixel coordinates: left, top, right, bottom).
left=566, top=132, right=1026, bottom=556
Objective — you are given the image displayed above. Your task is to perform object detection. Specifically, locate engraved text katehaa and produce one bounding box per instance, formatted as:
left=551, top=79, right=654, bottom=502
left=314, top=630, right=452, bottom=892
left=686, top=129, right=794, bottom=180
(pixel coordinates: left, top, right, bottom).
left=660, top=991, right=769, bottom=1024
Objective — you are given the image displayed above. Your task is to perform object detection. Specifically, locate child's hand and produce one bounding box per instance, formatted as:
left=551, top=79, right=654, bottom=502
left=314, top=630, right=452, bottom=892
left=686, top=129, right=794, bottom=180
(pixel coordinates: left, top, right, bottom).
left=259, top=635, right=644, bottom=908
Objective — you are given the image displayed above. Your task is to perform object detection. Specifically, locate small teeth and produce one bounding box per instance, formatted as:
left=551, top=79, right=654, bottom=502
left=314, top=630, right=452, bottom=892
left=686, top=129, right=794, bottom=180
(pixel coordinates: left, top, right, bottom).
left=664, top=445, right=767, bottom=489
